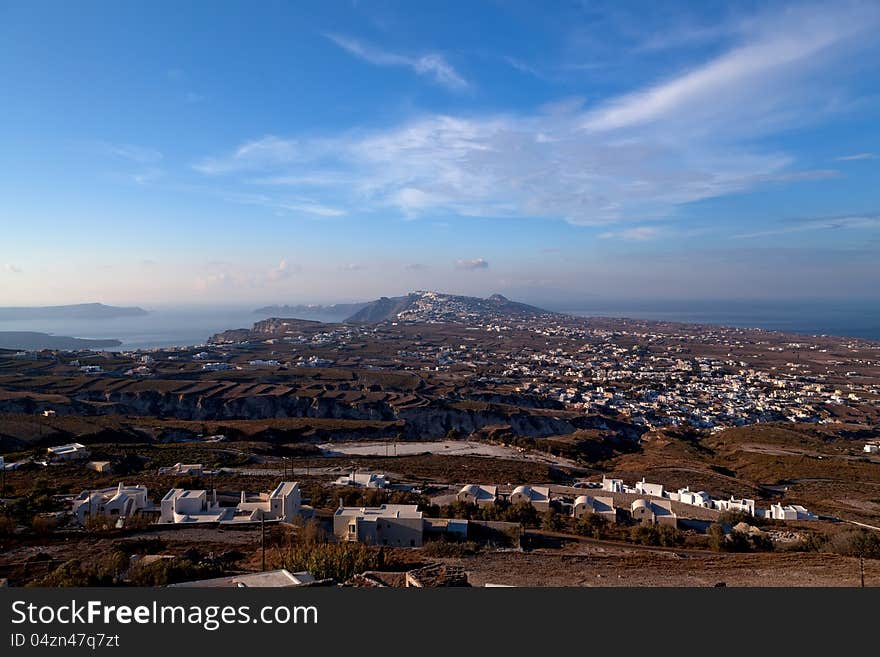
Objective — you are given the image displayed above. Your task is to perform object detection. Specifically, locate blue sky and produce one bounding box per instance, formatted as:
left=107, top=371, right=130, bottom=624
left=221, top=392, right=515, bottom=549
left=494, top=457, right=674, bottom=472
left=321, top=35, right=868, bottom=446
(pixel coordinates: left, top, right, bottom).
left=1, top=0, right=879, bottom=306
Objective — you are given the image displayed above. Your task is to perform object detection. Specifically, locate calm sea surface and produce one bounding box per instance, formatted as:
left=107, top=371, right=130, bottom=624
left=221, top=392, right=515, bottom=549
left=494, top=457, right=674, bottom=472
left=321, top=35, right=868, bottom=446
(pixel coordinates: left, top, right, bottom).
left=559, top=299, right=880, bottom=341
left=0, top=299, right=878, bottom=349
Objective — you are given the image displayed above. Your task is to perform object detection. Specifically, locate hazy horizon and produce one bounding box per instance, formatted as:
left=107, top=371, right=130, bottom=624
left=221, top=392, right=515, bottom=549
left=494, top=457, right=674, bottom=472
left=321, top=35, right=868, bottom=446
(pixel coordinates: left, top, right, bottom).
left=2, top=1, right=879, bottom=306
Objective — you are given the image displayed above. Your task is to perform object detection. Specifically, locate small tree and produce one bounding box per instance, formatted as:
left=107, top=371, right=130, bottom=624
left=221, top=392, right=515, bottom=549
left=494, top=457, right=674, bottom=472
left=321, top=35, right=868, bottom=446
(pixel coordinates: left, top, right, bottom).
left=630, top=524, right=660, bottom=546
left=577, top=513, right=609, bottom=539
left=707, top=523, right=726, bottom=551
left=32, top=514, right=57, bottom=535
left=541, top=509, right=564, bottom=532
left=658, top=524, right=682, bottom=547
left=827, top=529, right=880, bottom=559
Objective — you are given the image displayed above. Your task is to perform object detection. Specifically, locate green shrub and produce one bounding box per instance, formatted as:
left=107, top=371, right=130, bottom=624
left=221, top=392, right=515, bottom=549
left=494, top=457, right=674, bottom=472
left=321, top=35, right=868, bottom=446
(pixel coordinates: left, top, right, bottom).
left=577, top=513, right=609, bottom=539
left=277, top=542, right=380, bottom=582
left=422, top=539, right=481, bottom=558
left=826, top=529, right=880, bottom=559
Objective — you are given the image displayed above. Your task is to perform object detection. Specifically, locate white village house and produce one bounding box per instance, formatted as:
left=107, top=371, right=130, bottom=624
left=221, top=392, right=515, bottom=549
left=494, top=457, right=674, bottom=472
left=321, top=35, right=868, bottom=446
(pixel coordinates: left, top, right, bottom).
left=160, top=482, right=300, bottom=524
left=508, top=485, right=551, bottom=512
left=72, top=483, right=151, bottom=524
left=333, top=471, right=389, bottom=489
left=457, top=484, right=497, bottom=507
left=47, top=443, right=90, bottom=461
left=333, top=504, right=424, bottom=547
left=572, top=495, right=618, bottom=523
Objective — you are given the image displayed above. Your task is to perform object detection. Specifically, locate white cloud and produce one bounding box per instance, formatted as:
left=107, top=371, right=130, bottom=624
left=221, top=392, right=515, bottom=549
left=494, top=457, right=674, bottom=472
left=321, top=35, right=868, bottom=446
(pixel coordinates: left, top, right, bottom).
left=104, top=143, right=163, bottom=164
left=732, top=213, right=880, bottom=239
left=582, top=3, right=878, bottom=133
left=455, top=258, right=489, bottom=270
left=3, top=263, right=22, bottom=273
left=835, top=152, right=876, bottom=161
left=194, top=136, right=299, bottom=174
left=324, top=33, right=469, bottom=90
left=194, top=272, right=232, bottom=291
left=503, top=56, right=545, bottom=80
left=267, top=258, right=297, bottom=282
left=220, top=190, right=346, bottom=217
left=598, top=226, right=662, bottom=241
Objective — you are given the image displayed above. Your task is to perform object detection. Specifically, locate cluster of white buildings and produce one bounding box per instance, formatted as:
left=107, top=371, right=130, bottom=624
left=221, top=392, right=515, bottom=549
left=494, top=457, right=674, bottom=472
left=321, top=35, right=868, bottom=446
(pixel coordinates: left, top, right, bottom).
left=448, top=475, right=819, bottom=527
left=598, top=476, right=818, bottom=521
left=453, top=482, right=674, bottom=526
left=67, top=482, right=303, bottom=526
left=160, top=482, right=301, bottom=524
left=376, top=313, right=875, bottom=431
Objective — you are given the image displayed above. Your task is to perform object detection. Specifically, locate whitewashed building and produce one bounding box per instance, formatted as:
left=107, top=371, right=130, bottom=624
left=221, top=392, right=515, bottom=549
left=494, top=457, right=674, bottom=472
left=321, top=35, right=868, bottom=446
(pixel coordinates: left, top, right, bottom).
left=160, top=482, right=300, bottom=524
left=715, top=497, right=756, bottom=516
left=601, top=477, right=624, bottom=493
left=508, top=485, right=551, bottom=512
left=634, top=478, right=665, bottom=498
left=158, top=463, right=204, bottom=476
left=72, top=483, right=150, bottom=524
left=631, top=499, right=677, bottom=527
left=333, top=471, right=388, bottom=489
left=333, top=504, right=424, bottom=547
left=47, top=443, right=90, bottom=461
left=572, top=495, right=618, bottom=523
left=676, top=487, right=713, bottom=508
left=457, top=484, right=497, bottom=507
left=768, top=503, right=817, bottom=521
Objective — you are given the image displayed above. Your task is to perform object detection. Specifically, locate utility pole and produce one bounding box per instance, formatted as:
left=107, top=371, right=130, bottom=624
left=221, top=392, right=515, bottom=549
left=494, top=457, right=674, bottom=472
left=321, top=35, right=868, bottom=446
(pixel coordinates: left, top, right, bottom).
left=261, top=511, right=266, bottom=572
left=860, top=555, right=865, bottom=588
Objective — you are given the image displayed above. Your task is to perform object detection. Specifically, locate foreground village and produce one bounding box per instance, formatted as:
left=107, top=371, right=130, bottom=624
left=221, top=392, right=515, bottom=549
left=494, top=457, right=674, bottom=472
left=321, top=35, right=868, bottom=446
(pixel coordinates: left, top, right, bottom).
left=0, top=438, right=845, bottom=588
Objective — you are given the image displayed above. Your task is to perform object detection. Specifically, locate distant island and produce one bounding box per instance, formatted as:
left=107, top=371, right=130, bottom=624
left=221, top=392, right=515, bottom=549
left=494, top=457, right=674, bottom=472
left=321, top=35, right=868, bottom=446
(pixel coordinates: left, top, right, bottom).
left=0, top=303, right=148, bottom=321
left=253, top=302, right=368, bottom=323
left=0, top=331, right=122, bottom=350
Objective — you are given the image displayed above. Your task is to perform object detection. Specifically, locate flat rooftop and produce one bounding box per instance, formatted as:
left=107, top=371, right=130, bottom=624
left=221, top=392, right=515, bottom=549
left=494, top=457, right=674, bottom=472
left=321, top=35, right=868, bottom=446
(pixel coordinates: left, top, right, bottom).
left=334, top=504, right=422, bottom=519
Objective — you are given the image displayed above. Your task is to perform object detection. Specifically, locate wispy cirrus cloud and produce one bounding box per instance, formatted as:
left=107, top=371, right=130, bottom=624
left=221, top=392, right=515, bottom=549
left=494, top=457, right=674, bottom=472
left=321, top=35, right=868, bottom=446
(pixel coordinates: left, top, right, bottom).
left=102, top=142, right=163, bottom=164
left=582, top=3, right=877, bottom=134
left=598, top=226, right=663, bottom=241
left=733, top=213, right=880, bottom=239
left=324, top=33, right=469, bottom=90
left=191, top=3, right=877, bottom=229
left=220, top=190, right=346, bottom=218
left=835, top=152, right=876, bottom=161
left=194, top=136, right=299, bottom=174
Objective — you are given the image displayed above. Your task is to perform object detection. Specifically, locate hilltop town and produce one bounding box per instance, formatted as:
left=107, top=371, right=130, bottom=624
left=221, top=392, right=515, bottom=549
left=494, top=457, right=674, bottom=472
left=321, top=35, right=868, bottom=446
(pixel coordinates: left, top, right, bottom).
left=1, top=291, right=879, bottom=587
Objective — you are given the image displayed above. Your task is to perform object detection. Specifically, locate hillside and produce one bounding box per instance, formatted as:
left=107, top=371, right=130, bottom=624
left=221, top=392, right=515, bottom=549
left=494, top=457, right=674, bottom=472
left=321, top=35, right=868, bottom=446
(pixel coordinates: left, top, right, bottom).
left=346, top=291, right=553, bottom=323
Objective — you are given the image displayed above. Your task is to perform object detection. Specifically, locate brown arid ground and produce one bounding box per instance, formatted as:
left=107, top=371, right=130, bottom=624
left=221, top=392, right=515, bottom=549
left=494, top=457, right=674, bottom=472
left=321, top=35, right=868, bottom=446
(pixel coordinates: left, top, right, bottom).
left=6, top=526, right=878, bottom=588
left=439, top=545, right=880, bottom=587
